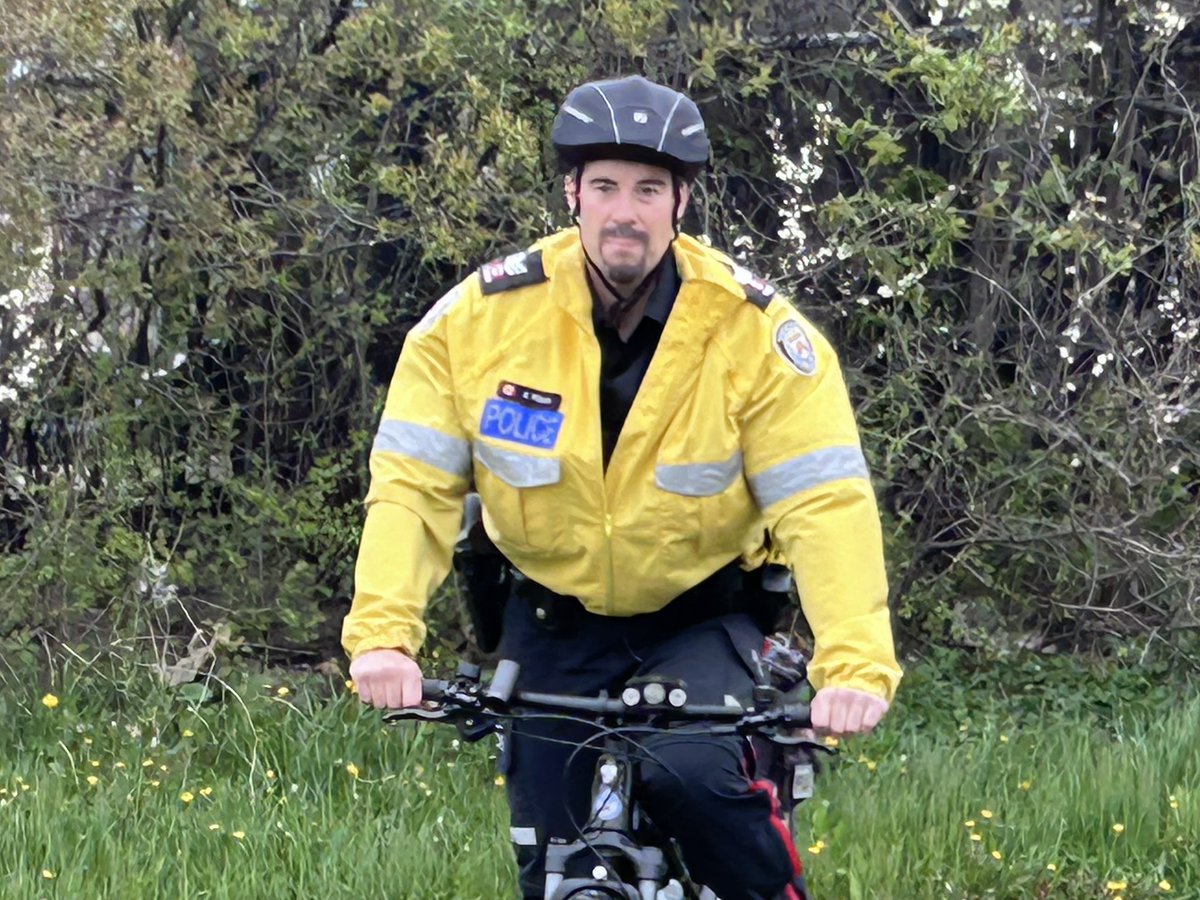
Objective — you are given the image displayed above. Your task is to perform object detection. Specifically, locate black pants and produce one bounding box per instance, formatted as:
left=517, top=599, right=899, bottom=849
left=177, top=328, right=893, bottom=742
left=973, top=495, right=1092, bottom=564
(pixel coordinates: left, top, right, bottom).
left=496, top=583, right=807, bottom=900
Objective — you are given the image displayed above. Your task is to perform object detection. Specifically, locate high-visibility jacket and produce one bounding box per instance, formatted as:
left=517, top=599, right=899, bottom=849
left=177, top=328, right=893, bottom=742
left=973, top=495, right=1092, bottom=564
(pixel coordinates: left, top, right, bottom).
left=343, top=228, right=902, bottom=701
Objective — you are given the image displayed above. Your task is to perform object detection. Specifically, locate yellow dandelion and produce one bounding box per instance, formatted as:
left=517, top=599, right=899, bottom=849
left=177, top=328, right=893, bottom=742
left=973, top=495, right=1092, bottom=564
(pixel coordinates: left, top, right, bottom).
left=149, top=780, right=161, bottom=788
left=86, top=775, right=99, bottom=786
left=276, top=686, right=290, bottom=697
left=494, top=775, right=505, bottom=787
left=159, top=764, right=168, bottom=773
left=1111, top=823, right=1125, bottom=834
left=980, top=809, right=994, bottom=819
left=822, top=736, right=839, bottom=748
left=114, top=761, right=126, bottom=769
left=231, top=830, right=245, bottom=840
left=1160, top=880, right=1172, bottom=892
left=991, top=850, right=1002, bottom=860
left=1046, top=863, right=1057, bottom=872
left=182, top=729, right=194, bottom=738
left=41, top=869, right=55, bottom=879
left=41, top=694, right=59, bottom=709
left=180, top=791, right=195, bottom=803
left=970, top=833, right=982, bottom=842
left=807, top=841, right=825, bottom=854
left=1107, top=880, right=1128, bottom=891
left=90, top=760, right=100, bottom=768
left=964, top=820, right=976, bottom=827
left=1019, top=780, right=1033, bottom=790
left=199, top=787, right=213, bottom=797
left=208, top=823, right=220, bottom=831
left=345, top=679, right=357, bottom=694
left=142, top=759, right=154, bottom=768
left=266, top=770, right=276, bottom=780
left=83, top=737, right=92, bottom=745
left=999, top=734, right=1009, bottom=743
left=345, top=763, right=359, bottom=779
left=1169, top=798, right=1179, bottom=810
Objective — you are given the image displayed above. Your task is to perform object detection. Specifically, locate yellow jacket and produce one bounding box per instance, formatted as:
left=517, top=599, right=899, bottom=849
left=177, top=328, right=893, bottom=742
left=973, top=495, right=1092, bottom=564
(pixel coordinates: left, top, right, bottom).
left=343, top=229, right=902, bottom=700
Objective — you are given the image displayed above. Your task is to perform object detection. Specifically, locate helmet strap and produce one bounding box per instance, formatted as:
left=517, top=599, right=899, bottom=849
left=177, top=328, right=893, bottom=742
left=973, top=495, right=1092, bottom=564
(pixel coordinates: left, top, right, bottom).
left=672, top=176, right=683, bottom=236
left=579, top=235, right=672, bottom=329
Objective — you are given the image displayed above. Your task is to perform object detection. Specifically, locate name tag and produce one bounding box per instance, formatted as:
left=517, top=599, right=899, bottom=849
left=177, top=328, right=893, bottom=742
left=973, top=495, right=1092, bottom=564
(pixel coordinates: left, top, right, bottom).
left=480, top=398, right=564, bottom=450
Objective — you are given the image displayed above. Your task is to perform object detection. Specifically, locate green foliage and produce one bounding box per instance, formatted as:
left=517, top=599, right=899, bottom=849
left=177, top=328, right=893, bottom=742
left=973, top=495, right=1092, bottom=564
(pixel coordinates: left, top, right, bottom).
left=0, top=0, right=1197, bottom=670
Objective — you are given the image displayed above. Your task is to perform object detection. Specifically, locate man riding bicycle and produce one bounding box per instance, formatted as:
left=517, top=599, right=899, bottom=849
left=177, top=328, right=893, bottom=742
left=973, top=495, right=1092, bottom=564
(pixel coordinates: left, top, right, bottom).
left=342, top=75, right=902, bottom=900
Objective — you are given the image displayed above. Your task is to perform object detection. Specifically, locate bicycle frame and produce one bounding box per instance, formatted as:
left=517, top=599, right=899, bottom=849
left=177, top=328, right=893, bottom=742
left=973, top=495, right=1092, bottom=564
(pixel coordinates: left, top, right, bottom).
left=388, top=656, right=828, bottom=900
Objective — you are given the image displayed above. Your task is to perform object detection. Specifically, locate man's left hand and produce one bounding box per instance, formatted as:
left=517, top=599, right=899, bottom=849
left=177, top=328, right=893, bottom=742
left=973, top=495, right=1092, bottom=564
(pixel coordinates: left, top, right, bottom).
left=810, top=687, right=889, bottom=737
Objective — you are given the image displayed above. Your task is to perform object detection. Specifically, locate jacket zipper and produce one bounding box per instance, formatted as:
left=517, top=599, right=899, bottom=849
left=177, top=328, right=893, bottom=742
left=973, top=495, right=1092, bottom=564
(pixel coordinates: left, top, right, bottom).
left=603, top=509, right=615, bottom=614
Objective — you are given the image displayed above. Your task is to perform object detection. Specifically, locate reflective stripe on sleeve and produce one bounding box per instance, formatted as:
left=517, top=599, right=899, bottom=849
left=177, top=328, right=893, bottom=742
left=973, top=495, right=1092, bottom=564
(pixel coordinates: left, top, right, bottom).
left=510, top=826, right=538, bottom=846
left=655, top=450, right=743, bottom=497
left=372, top=419, right=471, bottom=480
left=474, top=442, right=561, bottom=488
left=748, top=445, right=869, bottom=509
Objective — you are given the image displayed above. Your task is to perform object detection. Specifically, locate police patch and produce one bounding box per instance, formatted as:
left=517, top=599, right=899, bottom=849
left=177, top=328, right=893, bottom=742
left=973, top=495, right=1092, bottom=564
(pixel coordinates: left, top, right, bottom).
left=774, top=320, right=818, bottom=376
left=498, top=381, right=562, bottom=411
left=480, top=398, right=564, bottom=450
left=478, top=249, right=547, bottom=295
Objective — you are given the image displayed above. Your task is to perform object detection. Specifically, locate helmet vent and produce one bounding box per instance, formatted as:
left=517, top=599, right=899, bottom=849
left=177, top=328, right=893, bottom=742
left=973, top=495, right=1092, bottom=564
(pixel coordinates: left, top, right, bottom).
left=589, top=84, right=621, bottom=143
left=562, top=105, right=594, bottom=124
left=657, top=94, right=684, bottom=151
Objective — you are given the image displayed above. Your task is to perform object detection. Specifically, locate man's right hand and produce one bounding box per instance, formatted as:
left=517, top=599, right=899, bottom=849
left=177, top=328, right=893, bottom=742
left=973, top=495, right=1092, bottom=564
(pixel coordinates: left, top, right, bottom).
left=349, top=648, right=424, bottom=709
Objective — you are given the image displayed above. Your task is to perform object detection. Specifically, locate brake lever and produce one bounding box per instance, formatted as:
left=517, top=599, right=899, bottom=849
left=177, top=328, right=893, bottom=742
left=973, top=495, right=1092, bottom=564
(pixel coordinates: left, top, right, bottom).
left=383, top=705, right=452, bottom=724
left=384, top=700, right=502, bottom=743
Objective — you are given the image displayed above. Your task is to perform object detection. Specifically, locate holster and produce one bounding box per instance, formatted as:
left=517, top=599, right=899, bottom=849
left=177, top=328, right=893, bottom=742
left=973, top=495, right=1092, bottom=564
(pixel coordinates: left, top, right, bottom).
left=452, top=494, right=510, bottom=653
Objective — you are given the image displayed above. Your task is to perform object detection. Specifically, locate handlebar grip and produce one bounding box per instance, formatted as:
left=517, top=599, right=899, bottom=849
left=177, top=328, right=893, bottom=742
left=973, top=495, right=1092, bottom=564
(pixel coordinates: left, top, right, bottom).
left=782, top=703, right=812, bottom=728
left=486, top=659, right=520, bottom=702
left=421, top=679, right=448, bottom=701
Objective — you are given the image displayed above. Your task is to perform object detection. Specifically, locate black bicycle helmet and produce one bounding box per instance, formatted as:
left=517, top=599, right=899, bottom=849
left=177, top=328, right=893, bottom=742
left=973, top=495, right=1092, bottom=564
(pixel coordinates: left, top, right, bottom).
left=552, top=75, right=709, bottom=181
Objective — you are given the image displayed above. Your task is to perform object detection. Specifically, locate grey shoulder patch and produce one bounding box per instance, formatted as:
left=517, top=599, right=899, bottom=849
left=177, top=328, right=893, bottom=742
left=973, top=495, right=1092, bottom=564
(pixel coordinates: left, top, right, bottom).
left=727, top=263, right=777, bottom=311
left=479, top=249, right=547, bottom=295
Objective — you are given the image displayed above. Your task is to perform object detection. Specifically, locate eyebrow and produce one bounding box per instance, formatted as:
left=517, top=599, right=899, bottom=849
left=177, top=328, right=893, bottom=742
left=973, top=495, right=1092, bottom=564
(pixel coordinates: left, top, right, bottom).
left=587, top=176, right=669, bottom=187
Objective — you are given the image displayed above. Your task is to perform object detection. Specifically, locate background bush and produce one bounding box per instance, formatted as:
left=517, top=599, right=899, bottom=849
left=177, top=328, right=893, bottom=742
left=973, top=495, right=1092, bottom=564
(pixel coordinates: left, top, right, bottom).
left=1, top=0, right=1197, bottom=675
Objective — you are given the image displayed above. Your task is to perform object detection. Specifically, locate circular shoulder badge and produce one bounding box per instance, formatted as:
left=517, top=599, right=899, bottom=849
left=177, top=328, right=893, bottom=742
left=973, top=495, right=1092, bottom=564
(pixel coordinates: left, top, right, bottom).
left=774, top=319, right=818, bottom=376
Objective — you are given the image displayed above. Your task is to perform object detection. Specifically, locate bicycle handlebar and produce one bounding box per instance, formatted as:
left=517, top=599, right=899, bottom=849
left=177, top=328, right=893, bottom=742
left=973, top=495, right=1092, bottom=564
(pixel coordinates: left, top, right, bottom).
left=413, top=664, right=811, bottom=732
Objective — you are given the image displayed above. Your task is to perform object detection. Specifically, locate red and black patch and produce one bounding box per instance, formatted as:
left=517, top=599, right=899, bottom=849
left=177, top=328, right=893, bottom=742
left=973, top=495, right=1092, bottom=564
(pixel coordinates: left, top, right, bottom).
left=497, top=380, right=562, bottom=411
left=728, top=263, right=778, bottom=311
left=479, top=249, right=547, bottom=295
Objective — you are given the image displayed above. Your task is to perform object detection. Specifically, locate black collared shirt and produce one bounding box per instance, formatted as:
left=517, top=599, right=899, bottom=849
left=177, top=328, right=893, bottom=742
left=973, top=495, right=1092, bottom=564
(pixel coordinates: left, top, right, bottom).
left=590, top=251, right=682, bottom=468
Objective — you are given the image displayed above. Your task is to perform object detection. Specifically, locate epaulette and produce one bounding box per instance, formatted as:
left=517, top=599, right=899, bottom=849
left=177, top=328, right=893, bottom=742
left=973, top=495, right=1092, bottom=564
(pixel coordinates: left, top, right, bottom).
left=726, top=262, right=777, bottom=311
left=479, top=249, right=547, bottom=295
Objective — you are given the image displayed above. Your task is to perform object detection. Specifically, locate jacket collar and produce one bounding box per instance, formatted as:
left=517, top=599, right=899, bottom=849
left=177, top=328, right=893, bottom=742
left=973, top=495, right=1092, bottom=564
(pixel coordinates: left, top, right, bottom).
left=538, top=229, right=745, bottom=330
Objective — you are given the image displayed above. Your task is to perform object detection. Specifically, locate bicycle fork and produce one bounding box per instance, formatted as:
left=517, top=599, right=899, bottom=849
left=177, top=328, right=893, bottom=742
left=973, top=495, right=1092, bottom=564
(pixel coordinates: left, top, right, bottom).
left=542, top=752, right=668, bottom=900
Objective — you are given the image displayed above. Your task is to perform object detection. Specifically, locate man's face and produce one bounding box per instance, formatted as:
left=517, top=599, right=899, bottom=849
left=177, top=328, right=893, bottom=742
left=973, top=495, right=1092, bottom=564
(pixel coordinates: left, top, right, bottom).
left=566, top=159, right=689, bottom=289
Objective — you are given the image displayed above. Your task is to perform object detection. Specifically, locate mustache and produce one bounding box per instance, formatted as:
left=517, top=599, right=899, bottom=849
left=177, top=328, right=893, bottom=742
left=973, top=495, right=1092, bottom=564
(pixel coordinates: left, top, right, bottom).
left=601, top=224, right=649, bottom=244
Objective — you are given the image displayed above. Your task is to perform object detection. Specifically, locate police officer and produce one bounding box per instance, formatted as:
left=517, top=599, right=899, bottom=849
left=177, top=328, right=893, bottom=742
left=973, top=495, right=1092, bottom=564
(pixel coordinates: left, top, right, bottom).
left=343, top=75, right=902, bottom=900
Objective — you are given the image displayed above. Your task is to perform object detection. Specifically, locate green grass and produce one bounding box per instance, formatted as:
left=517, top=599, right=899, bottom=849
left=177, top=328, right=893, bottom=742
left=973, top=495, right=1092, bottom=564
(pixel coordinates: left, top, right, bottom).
left=1, top=652, right=1197, bottom=899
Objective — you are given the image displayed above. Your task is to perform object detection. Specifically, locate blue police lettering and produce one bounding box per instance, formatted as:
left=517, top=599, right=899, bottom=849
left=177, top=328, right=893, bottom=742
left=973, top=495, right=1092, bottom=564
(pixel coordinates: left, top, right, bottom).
left=480, top=399, right=564, bottom=449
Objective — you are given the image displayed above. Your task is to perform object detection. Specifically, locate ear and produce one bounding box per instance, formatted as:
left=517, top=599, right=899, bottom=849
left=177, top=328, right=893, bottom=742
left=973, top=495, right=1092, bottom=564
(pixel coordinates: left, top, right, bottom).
left=563, top=172, right=576, bottom=212
left=674, top=180, right=692, bottom=221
